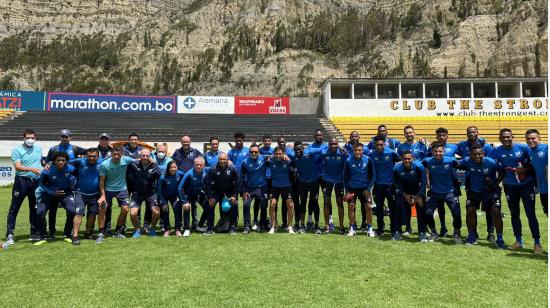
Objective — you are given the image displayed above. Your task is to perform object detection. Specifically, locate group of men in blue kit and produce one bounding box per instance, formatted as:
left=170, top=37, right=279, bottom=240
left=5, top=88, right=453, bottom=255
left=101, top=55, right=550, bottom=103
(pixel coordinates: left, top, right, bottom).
left=4, top=124, right=547, bottom=254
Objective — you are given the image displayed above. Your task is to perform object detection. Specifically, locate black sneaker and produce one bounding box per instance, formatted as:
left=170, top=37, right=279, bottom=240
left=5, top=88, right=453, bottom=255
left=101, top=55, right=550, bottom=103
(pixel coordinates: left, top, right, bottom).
left=47, top=233, right=56, bottom=240
left=72, top=236, right=81, bottom=245
left=84, top=233, right=94, bottom=240
left=203, top=229, right=214, bottom=236
left=339, top=228, right=346, bottom=235
left=438, top=228, right=448, bottom=238
left=486, top=233, right=496, bottom=243
left=229, top=228, right=237, bottom=235
left=360, top=222, right=367, bottom=232
left=243, top=227, right=250, bottom=235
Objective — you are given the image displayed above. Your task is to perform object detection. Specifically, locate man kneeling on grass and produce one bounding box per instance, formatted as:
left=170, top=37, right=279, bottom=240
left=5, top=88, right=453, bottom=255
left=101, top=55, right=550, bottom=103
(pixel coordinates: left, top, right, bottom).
left=34, top=152, right=76, bottom=246
left=127, top=149, right=162, bottom=238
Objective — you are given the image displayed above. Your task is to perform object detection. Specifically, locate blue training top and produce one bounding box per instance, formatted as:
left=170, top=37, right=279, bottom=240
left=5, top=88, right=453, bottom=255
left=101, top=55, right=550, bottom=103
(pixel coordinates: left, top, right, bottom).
left=422, top=156, right=459, bottom=194
left=368, top=147, right=400, bottom=185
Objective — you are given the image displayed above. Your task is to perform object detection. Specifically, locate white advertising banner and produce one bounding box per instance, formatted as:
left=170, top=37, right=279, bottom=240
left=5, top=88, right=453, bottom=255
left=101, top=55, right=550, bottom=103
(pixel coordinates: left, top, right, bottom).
left=0, top=157, right=15, bottom=186
left=177, top=96, right=234, bottom=114
left=328, top=97, right=548, bottom=117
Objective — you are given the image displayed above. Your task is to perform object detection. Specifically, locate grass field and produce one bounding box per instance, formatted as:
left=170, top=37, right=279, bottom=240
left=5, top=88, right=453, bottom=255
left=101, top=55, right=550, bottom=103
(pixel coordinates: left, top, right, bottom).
left=0, top=186, right=547, bottom=307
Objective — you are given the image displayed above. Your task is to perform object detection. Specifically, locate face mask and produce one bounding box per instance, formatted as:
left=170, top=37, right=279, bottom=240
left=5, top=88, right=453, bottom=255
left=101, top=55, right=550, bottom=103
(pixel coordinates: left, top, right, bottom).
left=24, top=138, right=35, bottom=147
left=157, top=152, right=166, bottom=159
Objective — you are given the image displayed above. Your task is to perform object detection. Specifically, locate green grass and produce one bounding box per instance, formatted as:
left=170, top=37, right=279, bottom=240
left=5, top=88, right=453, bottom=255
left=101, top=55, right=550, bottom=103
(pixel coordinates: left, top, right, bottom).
left=0, top=186, right=547, bottom=307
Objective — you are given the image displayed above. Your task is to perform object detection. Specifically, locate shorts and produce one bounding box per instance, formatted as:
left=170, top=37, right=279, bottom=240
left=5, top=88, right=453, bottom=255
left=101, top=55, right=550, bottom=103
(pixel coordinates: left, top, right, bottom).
left=130, top=193, right=158, bottom=209
left=105, top=190, right=129, bottom=207
left=466, top=190, right=501, bottom=210
left=347, top=187, right=372, bottom=204
left=74, top=192, right=99, bottom=216
left=322, top=181, right=344, bottom=198
left=271, top=186, right=292, bottom=201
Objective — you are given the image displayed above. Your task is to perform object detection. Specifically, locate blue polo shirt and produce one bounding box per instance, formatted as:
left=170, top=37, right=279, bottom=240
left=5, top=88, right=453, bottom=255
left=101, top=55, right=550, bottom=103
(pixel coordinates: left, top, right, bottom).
left=422, top=156, right=459, bottom=194
left=205, top=150, right=221, bottom=167
left=241, top=156, right=268, bottom=189
left=397, top=141, right=428, bottom=161
left=457, top=139, right=493, bottom=159
left=227, top=146, right=249, bottom=176
left=368, top=148, right=400, bottom=185
left=70, top=157, right=102, bottom=195
left=458, top=157, right=498, bottom=194
left=320, top=148, right=347, bottom=184
left=428, top=143, right=458, bottom=158
left=12, top=143, right=43, bottom=179
left=489, top=143, right=532, bottom=186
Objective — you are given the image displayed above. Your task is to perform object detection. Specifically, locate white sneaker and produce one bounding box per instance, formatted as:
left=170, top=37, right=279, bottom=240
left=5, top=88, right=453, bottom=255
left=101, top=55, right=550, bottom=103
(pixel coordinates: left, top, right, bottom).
left=183, top=230, right=191, bottom=237
left=288, top=227, right=295, bottom=234
left=5, top=234, right=14, bottom=246
left=268, top=227, right=276, bottom=234
left=251, top=224, right=258, bottom=231
left=347, top=228, right=356, bottom=237
left=367, top=228, right=376, bottom=238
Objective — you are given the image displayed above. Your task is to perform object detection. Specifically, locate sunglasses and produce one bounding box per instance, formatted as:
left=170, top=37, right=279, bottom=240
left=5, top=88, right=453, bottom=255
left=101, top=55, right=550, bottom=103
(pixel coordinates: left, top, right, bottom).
left=250, top=151, right=258, bottom=154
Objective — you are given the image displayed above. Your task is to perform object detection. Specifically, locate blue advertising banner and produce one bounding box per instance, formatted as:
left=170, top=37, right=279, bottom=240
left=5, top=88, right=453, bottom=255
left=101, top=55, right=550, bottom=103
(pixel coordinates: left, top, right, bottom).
left=0, top=90, right=45, bottom=111
left=47, top=92, right=176, bottom=113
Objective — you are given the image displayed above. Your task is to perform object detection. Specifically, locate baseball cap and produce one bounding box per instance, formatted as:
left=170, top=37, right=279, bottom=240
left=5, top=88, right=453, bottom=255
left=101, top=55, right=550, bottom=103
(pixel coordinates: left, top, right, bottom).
left=99, top=133, right=111, bottom=139
left=60, top=129, right=71, bottom=137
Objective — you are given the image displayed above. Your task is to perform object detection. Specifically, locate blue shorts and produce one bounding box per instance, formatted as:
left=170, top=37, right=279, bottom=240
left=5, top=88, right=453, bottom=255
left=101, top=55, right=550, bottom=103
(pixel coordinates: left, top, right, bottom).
left=105, top=190, right=130, bottom=208
left=130, top=193, right=158, bottom=209
left=74, top=192, right=99, bottom=216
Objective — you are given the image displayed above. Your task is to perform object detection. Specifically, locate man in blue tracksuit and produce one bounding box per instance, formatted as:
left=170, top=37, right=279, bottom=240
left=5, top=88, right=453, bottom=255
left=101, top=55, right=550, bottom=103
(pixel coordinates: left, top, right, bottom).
left=177, top=157, right=208, bottom=236
left=490, top=128, right=542, bottom=254
left=204, top=153, right=241, bottom=235
left=456, top=126, right=495, bottom=242
left=152, top=143, right=173, bottom=233
left=5, top=129, right=42, bottom=245
left=423, top=142, right=462, bottom=244
left=35, top=151, right=76, bottom=246
left=368, top=135, right=400, bottom=238
left=320, top=138, right=348, bottom=234
left=367, top=124, right=400, bottom=151
left=241, top=145, right=269, bottom=234
left=343, top=143, right=375, bottom=237
left=344, top=131, right=369, bottom=158
left=307, top=130, right=328, bottom=229
left=458, top=144, right=505, bottom=248
left=172, top=135, right=203, bottom=229
left=268, top=146, right=296, bottom=234
left=256, top=135, right=274, bottom=230
left=396, top=125, right=427, bottom=234
left=45, top=129, right=86, bottom=240
left=525, top=129, right=548, bottom=217
left=276, top=137, right=297, bottom=228
left=293, top=141, right=323, bottom=234
left=427, top=127, right=459, bottom=238
left=228, top=132, right=249, bottom=175
left=205, top=137, right=222, bottom=168
left=127, top=149, right=162, bottom=238
left=393, top=150, right=430, bottom=242
left=158, top=161, right=185, bottom=237
left=69, top=148, right=102, bottom=244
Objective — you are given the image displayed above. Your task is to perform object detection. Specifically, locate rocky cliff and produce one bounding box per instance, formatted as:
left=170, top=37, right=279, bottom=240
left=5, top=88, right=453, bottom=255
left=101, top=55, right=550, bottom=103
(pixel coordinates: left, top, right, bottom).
left=0, top=0, right=546, bottom=96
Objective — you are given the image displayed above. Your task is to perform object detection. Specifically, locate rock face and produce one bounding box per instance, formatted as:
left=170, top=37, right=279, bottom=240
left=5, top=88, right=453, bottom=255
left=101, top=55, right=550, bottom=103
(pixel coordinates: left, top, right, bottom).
left=0, top=0, right=546, bottom=96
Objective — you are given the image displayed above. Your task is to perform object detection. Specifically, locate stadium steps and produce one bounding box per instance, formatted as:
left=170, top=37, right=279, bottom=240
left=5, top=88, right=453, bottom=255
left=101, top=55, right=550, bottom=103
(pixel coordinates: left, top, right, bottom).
left=318, top=118, right=345, bottom=143
left=0, top=111, right=332, bottom=142
left=330, top=116, right=548, bottom=144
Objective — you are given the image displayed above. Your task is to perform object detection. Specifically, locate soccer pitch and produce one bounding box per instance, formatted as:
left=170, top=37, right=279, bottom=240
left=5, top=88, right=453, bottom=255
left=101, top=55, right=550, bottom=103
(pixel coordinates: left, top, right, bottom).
left=0, top=186, right=546, bottom=307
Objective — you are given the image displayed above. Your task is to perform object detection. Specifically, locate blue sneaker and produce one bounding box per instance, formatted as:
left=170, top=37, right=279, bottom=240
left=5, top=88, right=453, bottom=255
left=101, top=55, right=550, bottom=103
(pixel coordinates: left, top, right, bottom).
left=148, top=229, right=156, bottom=237
left=465, top=235, right=477, bottom=246
left=132, top=230, right=141, bottom=238
left=496, top=239, right=507, bottom=250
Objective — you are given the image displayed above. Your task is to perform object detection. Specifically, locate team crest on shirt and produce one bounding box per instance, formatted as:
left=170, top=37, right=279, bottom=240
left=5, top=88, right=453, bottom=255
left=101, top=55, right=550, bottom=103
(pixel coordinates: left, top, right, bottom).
left=501, top=154, right=506, bottom=158
left=483, top=168, right=489, bottom=174
left=515, top=151, right=521, bottom=157
left=352, top=164, right=356, bottom=168
left=385, top=156, right=390, bottom=161
left=538, top=151, right=545, bottom=158
left=411, top=170, right=415, bottom=175
left=444, top=165, right=449, bottom=169
left=190, top=153, right=194, bottom=157
left=216, top=172, right=220, bottom=175
left=249, top=164, right=253, bottom=167
left=52, top=175, right=57, bottom=179
left=226, top=170, right=231, bottom=175
left=65, top=173, right=70, bottom=177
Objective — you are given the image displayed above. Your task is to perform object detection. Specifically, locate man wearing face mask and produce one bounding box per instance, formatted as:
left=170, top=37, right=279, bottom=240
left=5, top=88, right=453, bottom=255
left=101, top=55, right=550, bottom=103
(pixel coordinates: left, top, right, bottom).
left=97, top=133, right=113, bottom=160
left=172, top=135, right=203, bottom=230
left=152, top=143, right=173, bottom=233
left=123, top=133, right=143, bottom=159
left=5, top=129, right=42, bottom=245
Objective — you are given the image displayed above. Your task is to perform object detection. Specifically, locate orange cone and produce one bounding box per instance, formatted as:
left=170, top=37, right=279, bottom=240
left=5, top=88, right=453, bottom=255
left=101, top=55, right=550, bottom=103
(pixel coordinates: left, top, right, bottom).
left=411, top=204, right=417, bottom=217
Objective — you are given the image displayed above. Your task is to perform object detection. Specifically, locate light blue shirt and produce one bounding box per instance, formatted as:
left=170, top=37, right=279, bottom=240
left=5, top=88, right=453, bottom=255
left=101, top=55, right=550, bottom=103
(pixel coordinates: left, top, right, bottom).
left=11, top=144, right=43, bottom=179
left=99, top=156, right=134, bottom=191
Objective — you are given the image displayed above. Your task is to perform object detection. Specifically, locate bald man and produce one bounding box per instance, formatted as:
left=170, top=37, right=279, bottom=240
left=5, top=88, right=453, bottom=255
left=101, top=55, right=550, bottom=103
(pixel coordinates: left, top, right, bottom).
left=126, top=149, right=162, bottom=237
left=172, top=135, right=203, bottom=230
left=204, top=153, right=242, bottom=235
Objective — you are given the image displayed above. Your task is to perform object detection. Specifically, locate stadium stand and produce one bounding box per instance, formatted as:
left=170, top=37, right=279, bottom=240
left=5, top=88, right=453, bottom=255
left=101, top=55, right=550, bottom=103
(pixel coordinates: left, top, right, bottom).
left=330, top=116, right=548, bottom=144
left=0, top=111, right=333, bottom=142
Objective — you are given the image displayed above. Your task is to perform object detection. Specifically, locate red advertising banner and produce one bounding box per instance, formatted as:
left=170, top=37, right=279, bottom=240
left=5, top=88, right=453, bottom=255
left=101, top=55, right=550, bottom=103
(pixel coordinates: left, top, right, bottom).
left=234, top=96, right=290, bottom=114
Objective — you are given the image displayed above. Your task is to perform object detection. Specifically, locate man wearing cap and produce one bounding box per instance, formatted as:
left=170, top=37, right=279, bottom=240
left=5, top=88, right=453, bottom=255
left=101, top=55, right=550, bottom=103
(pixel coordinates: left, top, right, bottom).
left=5, top=129, right=42, bottom=245
left=97, top=133, right=114, bottom=233
left=45, top=129, right=86, bottom=240
left=98, top=133, right=113, bottom=160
